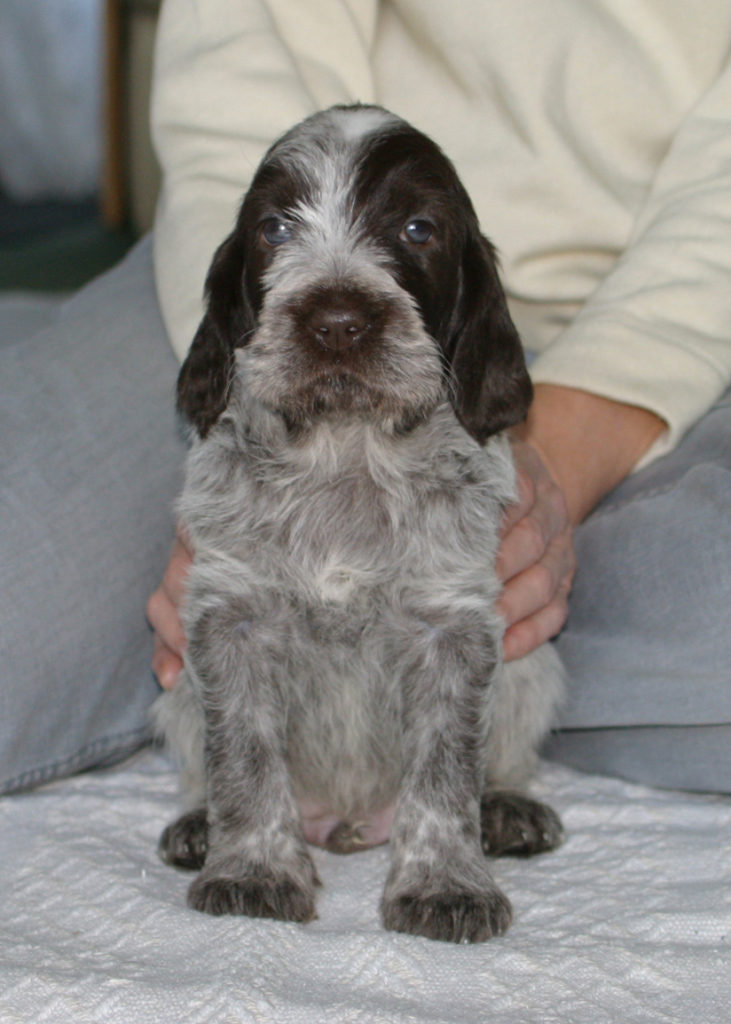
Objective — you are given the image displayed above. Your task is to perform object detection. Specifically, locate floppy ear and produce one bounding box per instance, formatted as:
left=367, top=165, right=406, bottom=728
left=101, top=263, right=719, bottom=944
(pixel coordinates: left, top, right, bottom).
left=177, top=230, right=255, bottom=436
left=447, top=234, right=532, bottom=445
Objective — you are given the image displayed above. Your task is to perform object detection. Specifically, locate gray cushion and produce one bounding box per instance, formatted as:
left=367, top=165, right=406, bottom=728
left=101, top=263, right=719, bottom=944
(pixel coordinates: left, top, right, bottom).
left=0, top=238, right=186, bottom=792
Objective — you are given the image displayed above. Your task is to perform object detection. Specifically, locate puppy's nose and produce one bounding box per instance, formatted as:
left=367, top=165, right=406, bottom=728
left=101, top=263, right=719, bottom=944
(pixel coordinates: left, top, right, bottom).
left=309, top=308, right=366, bottom=352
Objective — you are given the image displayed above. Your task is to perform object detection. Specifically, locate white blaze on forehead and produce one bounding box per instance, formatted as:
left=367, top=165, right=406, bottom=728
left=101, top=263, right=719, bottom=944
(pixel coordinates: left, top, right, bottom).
left=271, top=105, right=405, bottom=207
left=271, top=105, right=401, bottom=171
left=323, top=104, right=402, bottom=143
left=262, top=108, right=405, bottom=290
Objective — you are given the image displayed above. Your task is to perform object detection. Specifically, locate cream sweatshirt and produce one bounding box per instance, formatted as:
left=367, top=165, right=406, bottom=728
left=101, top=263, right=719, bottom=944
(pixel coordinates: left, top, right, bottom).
left=151, top=0, right=731, bottom=460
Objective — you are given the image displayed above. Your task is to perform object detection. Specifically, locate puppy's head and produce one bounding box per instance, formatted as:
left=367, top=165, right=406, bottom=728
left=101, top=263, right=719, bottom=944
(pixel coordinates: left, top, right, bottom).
left=177, top=104, right=531, bottom=443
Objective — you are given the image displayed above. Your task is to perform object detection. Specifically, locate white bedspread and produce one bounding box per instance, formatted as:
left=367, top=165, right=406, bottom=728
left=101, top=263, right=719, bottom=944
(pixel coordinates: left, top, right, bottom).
left=2, top=750, right=729, bottom=1023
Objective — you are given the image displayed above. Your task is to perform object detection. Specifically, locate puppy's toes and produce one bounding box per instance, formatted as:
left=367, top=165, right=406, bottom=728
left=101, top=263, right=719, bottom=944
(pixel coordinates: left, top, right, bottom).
left=158, top=808, right=208, bottom=870
left=480, top=791, right=564, bottom=857
left=325, top=820, right=368, bottom=854
left=381, top=886, right=512, bottom=943
left=188, top=869, right=317, bottom=922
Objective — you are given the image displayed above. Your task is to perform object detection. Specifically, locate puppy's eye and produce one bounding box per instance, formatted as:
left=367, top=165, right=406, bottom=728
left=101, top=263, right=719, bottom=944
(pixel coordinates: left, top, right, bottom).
left=260, top=218, right=293, bottom=246
left=401, top=219, right=434, bottom=245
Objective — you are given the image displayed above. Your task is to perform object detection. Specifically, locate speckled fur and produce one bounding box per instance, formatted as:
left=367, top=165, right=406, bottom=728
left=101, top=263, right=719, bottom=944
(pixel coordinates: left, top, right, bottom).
left=154, top=105, right=565, bottom=942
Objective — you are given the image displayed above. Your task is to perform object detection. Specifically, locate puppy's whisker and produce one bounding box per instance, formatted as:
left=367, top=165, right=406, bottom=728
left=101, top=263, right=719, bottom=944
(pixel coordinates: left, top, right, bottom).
left=441, top=358, right=461, bottom=410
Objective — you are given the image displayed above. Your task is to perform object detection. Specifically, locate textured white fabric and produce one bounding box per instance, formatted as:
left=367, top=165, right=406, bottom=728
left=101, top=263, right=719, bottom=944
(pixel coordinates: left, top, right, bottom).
left=2, top=750, right=729, bottom=1023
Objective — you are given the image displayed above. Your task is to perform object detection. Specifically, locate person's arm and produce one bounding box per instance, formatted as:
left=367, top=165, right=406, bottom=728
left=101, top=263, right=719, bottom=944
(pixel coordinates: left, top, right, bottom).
left=527, top=59, right=731, bottom=462
left=515, top=384, right=667, bottom=524
left=498, top=57, right=731, bottom=659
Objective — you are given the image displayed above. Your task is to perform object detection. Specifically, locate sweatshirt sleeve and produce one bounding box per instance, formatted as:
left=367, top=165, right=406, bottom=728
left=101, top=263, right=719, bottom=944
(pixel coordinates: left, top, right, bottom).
left=529, top=58, right=731, bottom=461
left=151, top=0, right=377, bottom=361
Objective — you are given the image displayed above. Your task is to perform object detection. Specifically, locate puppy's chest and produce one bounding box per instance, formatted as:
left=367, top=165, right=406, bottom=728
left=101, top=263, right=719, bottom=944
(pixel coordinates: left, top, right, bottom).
left=187, top=418, right=505, bottom=611
left=250, top=469, right=410, bottom=603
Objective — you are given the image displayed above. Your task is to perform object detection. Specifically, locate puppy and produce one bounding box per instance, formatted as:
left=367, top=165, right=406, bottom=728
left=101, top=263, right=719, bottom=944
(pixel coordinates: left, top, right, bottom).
left=154, top=104, right=565, bottom=944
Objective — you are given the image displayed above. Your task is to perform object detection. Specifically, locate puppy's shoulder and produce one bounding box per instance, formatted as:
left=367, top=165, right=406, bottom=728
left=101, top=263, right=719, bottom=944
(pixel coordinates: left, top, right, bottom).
left=420, top=405, right=517, bottom=506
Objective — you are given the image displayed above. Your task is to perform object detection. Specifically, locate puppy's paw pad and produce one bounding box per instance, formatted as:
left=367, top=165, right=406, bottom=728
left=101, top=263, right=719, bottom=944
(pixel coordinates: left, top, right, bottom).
left=480, top=791, right=564, bottom=857
left=382, top=888, right=512, bottom=943
left=158, top=808, right=208, bottom=870
left=188, top=872, right=317, bottom=922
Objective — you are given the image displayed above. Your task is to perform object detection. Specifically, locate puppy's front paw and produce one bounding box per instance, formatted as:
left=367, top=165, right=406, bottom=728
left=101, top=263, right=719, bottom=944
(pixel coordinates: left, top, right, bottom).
left=480, top=791, right=564, bottom=857
left=188, top=868, right=317, bottom=923
left=158, top=808, right=208, bottom=870
left=381, top=885, right=512, bottom=943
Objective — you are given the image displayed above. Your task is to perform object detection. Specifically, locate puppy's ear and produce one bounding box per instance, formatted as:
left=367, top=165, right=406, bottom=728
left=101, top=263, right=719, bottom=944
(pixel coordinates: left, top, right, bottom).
left=177, top=231, right=255, bottom=436
left=447, top=234, right=532, bottom=445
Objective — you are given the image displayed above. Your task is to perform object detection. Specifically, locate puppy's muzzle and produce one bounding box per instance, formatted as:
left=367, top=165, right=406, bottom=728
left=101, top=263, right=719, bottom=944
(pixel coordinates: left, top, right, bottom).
left=290, top=284, right=393, bottom=359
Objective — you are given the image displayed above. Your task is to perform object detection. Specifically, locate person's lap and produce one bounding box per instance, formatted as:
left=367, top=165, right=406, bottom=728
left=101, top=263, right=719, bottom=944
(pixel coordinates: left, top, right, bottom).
left=546, top=389, right=731, bottom=792
left=1, top=242, right=727, bottom=793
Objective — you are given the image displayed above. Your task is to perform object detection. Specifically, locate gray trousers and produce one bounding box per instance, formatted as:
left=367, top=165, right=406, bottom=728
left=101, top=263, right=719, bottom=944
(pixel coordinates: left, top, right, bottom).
left=1, top=239, right=729, bottom=794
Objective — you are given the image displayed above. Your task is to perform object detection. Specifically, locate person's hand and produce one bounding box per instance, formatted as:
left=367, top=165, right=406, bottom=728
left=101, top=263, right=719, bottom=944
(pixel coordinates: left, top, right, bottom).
left=496, top=382, right=667, bottom=661
left=496, top=438, right=576, bottom=661
left=146, top=527, right=193, bottom=690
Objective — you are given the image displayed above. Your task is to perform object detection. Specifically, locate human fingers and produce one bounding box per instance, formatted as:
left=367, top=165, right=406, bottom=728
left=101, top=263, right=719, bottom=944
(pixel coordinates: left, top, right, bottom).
left=497, top=448, right=569, bottom=586
left=496, top=490, right=568, bottom=585
left=496, top=523, right=575, bottom=631
left=146, top=532, right=192, bottom=688
left=146, top=580, right=187, bottom=659
left=499, top=461, right=536, bottom=539
left=163, top=533, right=193, bottom=606
left=151, top=634, right=184, bottom=691
left=146, top=580, right=187, bottom=689
left=496, top=438, right=576, bottom=660
left=501, top=587, right=571, bottom=662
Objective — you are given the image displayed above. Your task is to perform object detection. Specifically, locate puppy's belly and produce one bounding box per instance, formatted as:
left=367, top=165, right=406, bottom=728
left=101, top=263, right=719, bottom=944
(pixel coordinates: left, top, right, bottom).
left=282, top=612, right=404, bottom=828
left=285, top=689, right=403, bottom=828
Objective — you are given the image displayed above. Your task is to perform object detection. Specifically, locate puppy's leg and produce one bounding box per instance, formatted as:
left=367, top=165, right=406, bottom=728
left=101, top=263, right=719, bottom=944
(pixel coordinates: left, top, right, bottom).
left=381, top=613, right=512, bottom=943
left=480, top=644, right=565, bottom=857
left=153, top=670, right=210, bottom=869
left=185, top=598, right=318, bottom=922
